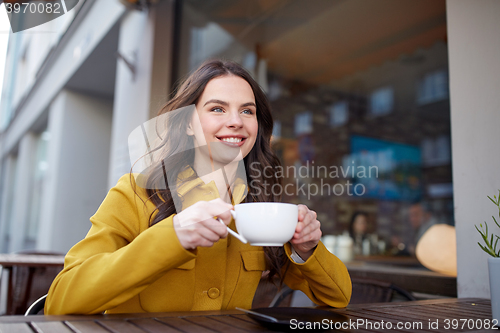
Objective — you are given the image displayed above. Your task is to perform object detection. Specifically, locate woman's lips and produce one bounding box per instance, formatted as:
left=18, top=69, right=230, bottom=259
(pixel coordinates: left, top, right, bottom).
left=216, top=136, right=246, bottom=147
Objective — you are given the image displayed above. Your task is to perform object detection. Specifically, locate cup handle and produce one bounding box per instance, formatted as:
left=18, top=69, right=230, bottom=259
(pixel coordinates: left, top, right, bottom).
left=218, top=216, right=247, bottom=244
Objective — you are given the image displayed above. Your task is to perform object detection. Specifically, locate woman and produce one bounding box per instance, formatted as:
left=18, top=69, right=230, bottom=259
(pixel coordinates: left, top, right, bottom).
left=45, top=59, right=351, bottom=315
left=349, top=211, right=369, bottom=255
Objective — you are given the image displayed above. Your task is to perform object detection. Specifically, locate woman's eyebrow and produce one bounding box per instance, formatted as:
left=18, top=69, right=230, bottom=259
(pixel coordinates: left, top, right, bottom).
left=241, top=102, right=257, bottom=108
left=203, top=99, right=256, bottom=108
left=204, top=99, right=228, bottom=107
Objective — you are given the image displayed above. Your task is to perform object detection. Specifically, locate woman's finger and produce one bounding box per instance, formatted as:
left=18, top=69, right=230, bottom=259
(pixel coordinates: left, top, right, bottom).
left=202, top=217, right=229, bottom=238
left=294, top=220, right=304, bottom=234
left=294, top=219, right=321, bottom=241
left=215, top=210, right=233, bottom=226
left=306, top=216, right=320, bottom=232
left=295, top=211, right=316, bottom=236
left=296, top=220, right=314, bottom=238
left=205, top=199, right=233, bottom=225
left=297, top=204, right=309, bottom=221
left=196, top=236, right=215, bottom=248
left=292, top=228, right=322, bottom=246
left=198, top=227, right=224, bottom=243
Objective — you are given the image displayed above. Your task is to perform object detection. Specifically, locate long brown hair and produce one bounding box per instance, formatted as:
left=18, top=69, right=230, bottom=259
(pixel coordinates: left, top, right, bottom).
left=135, top=59, right=287, bottom=282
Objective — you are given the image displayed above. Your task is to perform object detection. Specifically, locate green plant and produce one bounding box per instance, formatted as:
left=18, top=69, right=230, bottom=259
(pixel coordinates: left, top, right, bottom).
left=476, top=190, right=500, bottom=257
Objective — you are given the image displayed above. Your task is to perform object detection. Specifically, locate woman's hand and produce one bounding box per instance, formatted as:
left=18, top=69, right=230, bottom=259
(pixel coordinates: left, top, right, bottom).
left=290, top=204, right=322, bottom=261
left=173, top=198, right=233, bottom=250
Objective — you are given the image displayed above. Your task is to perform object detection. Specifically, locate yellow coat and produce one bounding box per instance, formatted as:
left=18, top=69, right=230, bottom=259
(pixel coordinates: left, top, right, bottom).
left=46, top=172, right=351, bottom=315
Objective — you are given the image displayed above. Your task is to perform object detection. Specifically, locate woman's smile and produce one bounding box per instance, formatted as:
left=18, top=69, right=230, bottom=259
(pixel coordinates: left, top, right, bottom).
left=216, top=135, right=247, bottom=147
left=189, top=75, right=258, bottom=163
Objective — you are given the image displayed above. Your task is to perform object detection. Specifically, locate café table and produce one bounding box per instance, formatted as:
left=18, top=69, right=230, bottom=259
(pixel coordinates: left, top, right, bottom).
left=0, top=298, right=496, bottom=332
left=0, top=254, right=65, bottom=315
left=346, top=258, right=457, bottom=297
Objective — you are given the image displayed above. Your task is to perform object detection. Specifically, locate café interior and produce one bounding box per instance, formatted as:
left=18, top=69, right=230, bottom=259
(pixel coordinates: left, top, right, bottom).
left=170, top=0, right=456, bottom=305
left=0, top=0, right=469, bottom=319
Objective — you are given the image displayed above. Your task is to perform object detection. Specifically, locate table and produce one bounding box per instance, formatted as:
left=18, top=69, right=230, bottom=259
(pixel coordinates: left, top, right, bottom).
left=0, top=298, right=496, bottom=332
left=353, top=255, right=424, bottom=267
left=347, top=261, right=457, bottom=297
left=0, top=254, right=65, bottom=315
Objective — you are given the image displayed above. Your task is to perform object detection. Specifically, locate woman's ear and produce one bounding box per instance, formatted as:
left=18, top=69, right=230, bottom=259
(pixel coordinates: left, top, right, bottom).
left=187, top=108, right=201, bottom=136
left=186, top=122, right=194, bottom=136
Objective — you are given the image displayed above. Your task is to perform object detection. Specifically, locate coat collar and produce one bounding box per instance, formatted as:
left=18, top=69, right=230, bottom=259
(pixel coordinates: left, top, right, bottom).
left=176, top=166, right=248, bottom=205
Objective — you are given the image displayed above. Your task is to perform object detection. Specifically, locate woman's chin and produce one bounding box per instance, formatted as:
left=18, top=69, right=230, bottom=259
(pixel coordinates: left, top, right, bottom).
left=209, top=142, right=243, bottom=162
left=213, top=154, right=244, bottom=165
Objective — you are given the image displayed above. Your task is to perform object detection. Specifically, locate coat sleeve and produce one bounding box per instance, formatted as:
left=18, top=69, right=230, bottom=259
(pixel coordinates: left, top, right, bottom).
left=45, top=175, right=196, bottom=315
left=283, top=241, right=352, bottom=308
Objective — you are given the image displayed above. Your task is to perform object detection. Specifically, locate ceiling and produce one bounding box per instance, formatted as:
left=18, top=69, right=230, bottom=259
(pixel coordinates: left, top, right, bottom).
left=190, top=0, right=447, bottom=84
left=66, top=0, right=447, bottom=95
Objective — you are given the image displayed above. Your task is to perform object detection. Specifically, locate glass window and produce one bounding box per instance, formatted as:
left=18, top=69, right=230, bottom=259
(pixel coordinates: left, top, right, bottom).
left=369, top=87, right=394, bottom=116
left=422, top=135, right=451, bottom=167
left=177, top=0, right=451, bottom=259
left=329, top=101, right=348, bottom=127
left=0, top=155, right=18, bottom=252
left=272, top=120, right=281, bottom=139
left=25, top=130, right=50, bottom=246
left=417, top=70, right=449, bottom=105
left=294, top=112, right=312, bottom=136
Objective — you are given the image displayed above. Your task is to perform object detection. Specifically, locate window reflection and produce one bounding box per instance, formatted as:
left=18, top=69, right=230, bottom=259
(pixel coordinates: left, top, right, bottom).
left=294, top=112, right=312, bottom=136
left=26, top=130, right=50, bottom=248
left=370, top=87, right=394, bottom=116
left=177, top=0, right=452, bottom=258
left=329, top=101, right=348, bottom=128
left=417, top=70, right=449, bottom=105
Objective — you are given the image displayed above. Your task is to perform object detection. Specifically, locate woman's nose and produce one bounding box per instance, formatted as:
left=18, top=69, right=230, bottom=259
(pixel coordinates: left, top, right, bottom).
left=226, top=110, right=243, bottom=128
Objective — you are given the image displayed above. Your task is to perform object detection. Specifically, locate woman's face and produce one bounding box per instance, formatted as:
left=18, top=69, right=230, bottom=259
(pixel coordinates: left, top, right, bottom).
left=189, top=75, right=258, bottom=163
left=353, top=215, right=368, bottom=235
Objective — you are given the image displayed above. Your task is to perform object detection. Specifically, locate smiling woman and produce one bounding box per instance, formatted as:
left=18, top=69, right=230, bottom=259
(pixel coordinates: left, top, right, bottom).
left=44, top=59, right=352, bottom=315
left=175, top=0, right=454, bottom=259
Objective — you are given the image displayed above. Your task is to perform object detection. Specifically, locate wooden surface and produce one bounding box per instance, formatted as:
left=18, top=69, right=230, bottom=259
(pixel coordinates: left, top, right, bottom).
left=352, top=255, right=423, bottom=267
left=0, top=298, right=496, bottom=332
left=347, top=260, right=457, bottom=297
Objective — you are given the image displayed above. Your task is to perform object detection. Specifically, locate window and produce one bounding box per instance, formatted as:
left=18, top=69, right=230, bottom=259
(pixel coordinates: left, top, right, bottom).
left=272, top=120, right=281, bottom=139
left=421, top=135, right=451, bottom=167
left=26, top=130, right=50, bottom=243
left=294, top=112, right=312, bottom=136
left=417, top=70, right=449, bottom=105
left=370, top=87, right=394, bottom=116
left=177, top=0, right=452, bottom=258
left=329, top=101, right=348, bottom=127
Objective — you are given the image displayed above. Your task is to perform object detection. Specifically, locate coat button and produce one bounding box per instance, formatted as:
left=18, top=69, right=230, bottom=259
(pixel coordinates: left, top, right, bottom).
left=208, top=287, right=220, bottom=299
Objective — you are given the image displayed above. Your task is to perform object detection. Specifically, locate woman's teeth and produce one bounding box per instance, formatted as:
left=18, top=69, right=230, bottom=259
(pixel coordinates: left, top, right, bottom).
left=221, top=137, right=242, bottom=143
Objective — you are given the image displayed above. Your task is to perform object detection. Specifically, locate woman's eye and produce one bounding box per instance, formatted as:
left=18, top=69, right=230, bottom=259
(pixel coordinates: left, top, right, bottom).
left=211, top=107, right=224, bottom=113
left=242, top=109, right=254, bottom=115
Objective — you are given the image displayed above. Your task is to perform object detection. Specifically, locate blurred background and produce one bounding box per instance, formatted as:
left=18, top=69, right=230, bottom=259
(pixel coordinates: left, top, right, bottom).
left=0, top=0, right=453, bottom=255
left=0, top=0, right=499, bottom=313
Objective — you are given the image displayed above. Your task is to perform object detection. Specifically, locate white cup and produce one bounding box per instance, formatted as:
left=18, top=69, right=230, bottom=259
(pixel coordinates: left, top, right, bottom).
left=228, top=202, right=298, bottom=246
